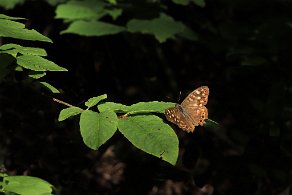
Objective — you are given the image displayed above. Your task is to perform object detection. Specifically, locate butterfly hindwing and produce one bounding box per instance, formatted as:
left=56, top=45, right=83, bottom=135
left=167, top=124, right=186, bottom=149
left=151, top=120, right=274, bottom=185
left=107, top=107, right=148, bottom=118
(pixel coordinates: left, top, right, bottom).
left=165, top=105, right=195, bottom=132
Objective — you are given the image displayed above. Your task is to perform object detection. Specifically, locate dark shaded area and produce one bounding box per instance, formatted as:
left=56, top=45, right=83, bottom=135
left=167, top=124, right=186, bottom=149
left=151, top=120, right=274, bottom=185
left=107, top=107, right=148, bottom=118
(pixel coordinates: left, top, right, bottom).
left=0, top=0, right=292, bottom=194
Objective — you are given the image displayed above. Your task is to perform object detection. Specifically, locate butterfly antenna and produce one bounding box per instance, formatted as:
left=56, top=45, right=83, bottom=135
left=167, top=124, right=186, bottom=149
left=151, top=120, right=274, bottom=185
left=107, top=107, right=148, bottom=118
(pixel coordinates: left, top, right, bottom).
left=178, top=91, right=182, bottom=102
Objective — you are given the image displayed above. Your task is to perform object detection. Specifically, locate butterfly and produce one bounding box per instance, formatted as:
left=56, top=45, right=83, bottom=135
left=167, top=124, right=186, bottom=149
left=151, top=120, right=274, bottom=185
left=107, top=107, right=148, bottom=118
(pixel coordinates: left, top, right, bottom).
left=165, top=86, right=209, bottom=133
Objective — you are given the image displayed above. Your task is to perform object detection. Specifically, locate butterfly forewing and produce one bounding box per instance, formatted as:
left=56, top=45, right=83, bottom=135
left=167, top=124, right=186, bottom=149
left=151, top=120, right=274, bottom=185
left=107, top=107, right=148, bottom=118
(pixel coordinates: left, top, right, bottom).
left=181, top=86, right=209, bottom=108
left=165, top=86, right=209, bottom=133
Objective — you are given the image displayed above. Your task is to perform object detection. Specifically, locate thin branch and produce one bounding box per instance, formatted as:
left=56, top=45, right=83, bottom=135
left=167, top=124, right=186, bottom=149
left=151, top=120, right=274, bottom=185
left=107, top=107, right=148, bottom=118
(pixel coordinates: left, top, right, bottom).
left=52, top=98, right=74, bottom=107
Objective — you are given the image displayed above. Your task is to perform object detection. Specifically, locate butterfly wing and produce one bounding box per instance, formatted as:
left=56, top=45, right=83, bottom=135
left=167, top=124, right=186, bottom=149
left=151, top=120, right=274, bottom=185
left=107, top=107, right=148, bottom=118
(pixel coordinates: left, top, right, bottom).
left=165, top=86, right=209, bottom=133
left=183, top=106, right=208, bottom=126
left=181, top=86, right=209, bottom=108
left=165, top=104, right=195, bottom=133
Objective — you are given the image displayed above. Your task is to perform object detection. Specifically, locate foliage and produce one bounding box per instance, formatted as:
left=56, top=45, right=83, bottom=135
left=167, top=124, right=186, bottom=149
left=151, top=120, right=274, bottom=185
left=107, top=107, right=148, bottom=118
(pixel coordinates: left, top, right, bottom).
left=0, top=14, right=67, bottom=93
left=0, top=0, right=291, bottom=194
left=0, top=13, right=67, bottom=193
left=0, top=174, right=54, bottom=195
left=54, top=0, right=198, bottom=42
left=58, top=94, right=179, bottom=165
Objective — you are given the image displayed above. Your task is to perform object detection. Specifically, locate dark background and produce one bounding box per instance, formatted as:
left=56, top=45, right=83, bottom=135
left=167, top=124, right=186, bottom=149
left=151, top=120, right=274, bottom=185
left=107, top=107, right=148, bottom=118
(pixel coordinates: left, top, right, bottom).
left=0, top=0, right=292, bottom=194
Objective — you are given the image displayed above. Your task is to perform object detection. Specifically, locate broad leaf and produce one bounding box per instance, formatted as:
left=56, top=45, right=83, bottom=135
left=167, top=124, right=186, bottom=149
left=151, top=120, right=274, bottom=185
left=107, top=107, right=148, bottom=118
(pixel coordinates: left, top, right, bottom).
left=0, top=18, right=52, bottom=42
left=98, top=102, right=129, bottom=113
left=59, top=107, right=83, bottom=121
left=85, top=94, right=107, bottom=108
left=80, top=110, right=118, bottom=149
left=0, top=44, right=47, bottom=57
left=61, top=20, right=125, bottom=36
left=127, top=13, right=186, bottom=43
left=127, top=101, right=175, bottom=114
left=118, top=115, right=179, bottom=165
left=3, top=176, right=53, bottom=195
left=16, top=55, right=67, bottom=71
left=55, top=1, right=99, bottom=20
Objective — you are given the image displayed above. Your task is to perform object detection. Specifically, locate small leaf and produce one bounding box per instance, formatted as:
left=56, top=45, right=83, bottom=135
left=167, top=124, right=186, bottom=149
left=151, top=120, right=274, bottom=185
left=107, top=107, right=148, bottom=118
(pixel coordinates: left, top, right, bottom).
left=80, top=110, right=118, bottom=149
left=107, top=0, right=117, bottom=4
left=59, top=107, right=83, bottom=121
left=171, top=0, right=189, bottom=5
left=61, top=20, right=125, bottom=36
left=3, top=176, right=53, bottom=195
left=171, top=0, right=205, bottom=7
left=128, top=101, right=175, bottom=114
left=16, top=55, right=67, bottom=71
left=85, top=94, right=107, bottom=108
left=0, top=1, right=25, bottom=10
left=39, top=82, right=60, bottom=93
left=28, top=71, right=46, bottom=79
left=0, top=44, right=47, bottom=57
left=192, top=0, right=205, bottom=7
left=0, top=18, right=52, bottom=42
left=55, top=2, right=98, bottom=20
left=127, top=13, right=185, bottom=43
left=118, top=115, right=178, bottom=165
left=105, top=8, right=122, bottom=20
left=98, top=102, right=129, bottom=113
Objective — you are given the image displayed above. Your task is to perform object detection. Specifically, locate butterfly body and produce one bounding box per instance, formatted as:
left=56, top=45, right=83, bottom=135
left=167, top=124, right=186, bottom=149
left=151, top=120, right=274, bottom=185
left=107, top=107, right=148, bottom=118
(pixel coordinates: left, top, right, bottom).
left=165, top=86, right=209, bottom=133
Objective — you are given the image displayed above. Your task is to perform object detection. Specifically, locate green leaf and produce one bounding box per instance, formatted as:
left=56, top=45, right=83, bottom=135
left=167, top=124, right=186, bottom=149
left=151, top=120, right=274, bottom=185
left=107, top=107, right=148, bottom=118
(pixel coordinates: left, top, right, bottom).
left=55, top=1, right=99, bottom=20
left=0, top=0, right=24, bottom=10
left=0, top=14, right=25, bottom=20
left=85, top=94, right=107, bottom=108
left=98, top=102, right=130, bottom=113
left=39, top=82, right=60, bottom=93
left=80, top=110, right=118, bottom=149
left=28, top=71, right=46, bottom=79
left=61, top=20, right=125, bottom=36
left=171, top=0, right=205, bottom=7
left=171, top=0, right=189, bottom=5
left=192, top=0, right=205, bottom=7
left=16, top=55, right=67, bottom=71
left=3, top=176, right=53, bottom=195
left=0, top=18, right=52, bottom=42
left=107, top=0, right=117, bottom=5
left=105, top=8, right=123, bottom=20
left=98, top=101, right=175, bottom=115
left=127, top=101, right=175, bottom=114
left=118, top=115, right=179, bottom=165
left=0, top=44, right=47, bottom=57
left=127, top=13, right=186, bottom=43
left=59, top=107, right=83, bottom=121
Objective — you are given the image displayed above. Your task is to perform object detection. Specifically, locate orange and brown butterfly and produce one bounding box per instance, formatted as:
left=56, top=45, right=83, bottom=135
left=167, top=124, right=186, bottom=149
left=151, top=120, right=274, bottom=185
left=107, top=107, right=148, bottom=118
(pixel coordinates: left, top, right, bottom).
left=165, top=86, right=209, bottom=133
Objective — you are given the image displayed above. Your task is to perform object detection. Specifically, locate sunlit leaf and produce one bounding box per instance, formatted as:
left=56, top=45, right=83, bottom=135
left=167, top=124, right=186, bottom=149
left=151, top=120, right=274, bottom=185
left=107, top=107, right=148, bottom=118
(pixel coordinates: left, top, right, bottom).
left=80, top=110, right=118, bottom=149
left=118, top=115, right=178, bottom=165
left=59, top=107, right=83, bottom=121
left=3, top=176, right=53, bottom=195
left=0, top=19, right=52, bottom=42
left=16, top=55, right=67, bottom=71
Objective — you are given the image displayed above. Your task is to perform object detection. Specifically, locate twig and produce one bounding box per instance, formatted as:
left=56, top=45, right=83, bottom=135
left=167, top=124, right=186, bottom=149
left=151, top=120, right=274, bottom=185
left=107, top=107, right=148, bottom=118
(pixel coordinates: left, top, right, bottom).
left=52, top=98, right=74, bottom=107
